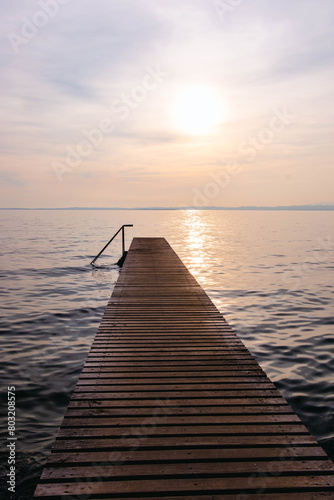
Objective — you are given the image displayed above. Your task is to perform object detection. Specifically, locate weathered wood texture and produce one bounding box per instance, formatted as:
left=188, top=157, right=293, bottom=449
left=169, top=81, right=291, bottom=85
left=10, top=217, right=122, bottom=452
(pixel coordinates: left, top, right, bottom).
left=34, top=238, right=334, bottom=499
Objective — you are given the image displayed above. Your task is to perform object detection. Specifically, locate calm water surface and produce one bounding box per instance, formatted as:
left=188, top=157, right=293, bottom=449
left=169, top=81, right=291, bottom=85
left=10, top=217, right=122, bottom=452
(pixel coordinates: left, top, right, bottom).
left=0, top=210, right=333, bottom=498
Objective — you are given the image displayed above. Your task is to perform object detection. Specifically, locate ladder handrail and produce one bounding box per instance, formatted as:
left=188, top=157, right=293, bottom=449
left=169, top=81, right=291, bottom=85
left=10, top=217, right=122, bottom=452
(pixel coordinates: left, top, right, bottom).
left=90, top=224, right=133, bottom=266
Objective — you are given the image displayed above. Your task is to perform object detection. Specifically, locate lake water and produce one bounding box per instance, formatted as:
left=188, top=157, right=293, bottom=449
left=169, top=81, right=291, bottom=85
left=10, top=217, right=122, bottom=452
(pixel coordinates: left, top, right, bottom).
left=1, top=209, right=334, bottom=499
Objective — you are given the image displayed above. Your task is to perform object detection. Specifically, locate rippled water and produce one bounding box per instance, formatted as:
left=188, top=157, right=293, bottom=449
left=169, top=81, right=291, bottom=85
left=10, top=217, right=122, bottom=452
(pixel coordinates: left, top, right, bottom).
left=1, top=209, right=333, bottom=498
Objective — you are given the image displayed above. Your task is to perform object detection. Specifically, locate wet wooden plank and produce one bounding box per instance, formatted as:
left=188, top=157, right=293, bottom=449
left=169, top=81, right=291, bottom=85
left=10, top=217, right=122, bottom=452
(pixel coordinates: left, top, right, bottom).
left=34, top=237, right=334, bottom=498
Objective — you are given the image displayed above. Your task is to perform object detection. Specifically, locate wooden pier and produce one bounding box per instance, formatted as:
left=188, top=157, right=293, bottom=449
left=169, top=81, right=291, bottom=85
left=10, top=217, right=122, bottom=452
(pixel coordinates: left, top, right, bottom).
left=34, top=237, right=334, bottom=499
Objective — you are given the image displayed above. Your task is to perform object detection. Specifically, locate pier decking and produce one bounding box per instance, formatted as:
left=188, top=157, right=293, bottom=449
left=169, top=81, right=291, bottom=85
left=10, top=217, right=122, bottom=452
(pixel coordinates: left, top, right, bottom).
left=34, top=237, right=334, bottom=499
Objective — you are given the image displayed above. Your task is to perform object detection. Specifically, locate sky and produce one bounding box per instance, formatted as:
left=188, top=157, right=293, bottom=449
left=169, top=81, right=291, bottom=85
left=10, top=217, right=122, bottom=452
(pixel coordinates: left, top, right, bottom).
left=1, top=0, right=334, bottom=208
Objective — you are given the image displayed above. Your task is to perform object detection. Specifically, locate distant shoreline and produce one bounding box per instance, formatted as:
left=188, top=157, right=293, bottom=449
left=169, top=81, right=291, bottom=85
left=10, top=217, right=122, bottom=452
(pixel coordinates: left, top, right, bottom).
left=1, top=205, right=334, bottom=211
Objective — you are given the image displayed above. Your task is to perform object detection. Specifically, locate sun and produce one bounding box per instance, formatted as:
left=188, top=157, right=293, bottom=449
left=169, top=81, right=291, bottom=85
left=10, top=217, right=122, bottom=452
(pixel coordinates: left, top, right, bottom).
left=173, top=84, right=226, bottom=135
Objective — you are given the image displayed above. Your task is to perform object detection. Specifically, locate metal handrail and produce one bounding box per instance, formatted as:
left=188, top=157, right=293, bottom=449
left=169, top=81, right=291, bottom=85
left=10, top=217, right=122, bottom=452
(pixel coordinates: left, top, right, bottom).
left=90, top=225, right=133, bottom=266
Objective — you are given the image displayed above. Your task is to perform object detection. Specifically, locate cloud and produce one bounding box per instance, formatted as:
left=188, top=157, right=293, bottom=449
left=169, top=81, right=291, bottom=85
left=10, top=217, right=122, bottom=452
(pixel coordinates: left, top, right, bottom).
left=0, top=171, right=26, bottom=187
left=110, top=130, right=185, bottom=145
left=0, top=0, right=334, bottom=207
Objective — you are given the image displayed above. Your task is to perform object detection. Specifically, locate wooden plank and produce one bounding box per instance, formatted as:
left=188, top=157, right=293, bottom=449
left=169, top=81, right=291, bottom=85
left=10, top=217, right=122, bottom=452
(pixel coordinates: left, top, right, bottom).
left=80, top=367, right=264, bottom=373
left=82, top=360, right=260, bottom=366
left=77, top=375, right=267, bottom=381
left=34, top=237, right=334, bottom=499
left=34, top=475, right=334, bottom=497
left=51, top=435, right=317, bottom=450
left=62, top=495, right=334, bottom=500
left=76, top=377, right=272, bottom=384
left=67, top=398, right=290, bottom=408
left=46, top=445, right=329, bottom=465
left=61, top=415, right=302, bottom=426
left=64, top=406, right=296, bottom=416
left=57, top=423, right=309, bottom=439
left=41, top=459, right=334, bottom=480
left=70, top=390, right=282, bottom=399
left=74, top=382, right=275, bottom=391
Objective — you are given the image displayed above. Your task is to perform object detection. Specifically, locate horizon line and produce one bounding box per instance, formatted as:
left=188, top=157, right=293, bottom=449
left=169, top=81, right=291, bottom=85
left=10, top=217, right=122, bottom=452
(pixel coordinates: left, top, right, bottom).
left=1, top=204, right=334, bottom=211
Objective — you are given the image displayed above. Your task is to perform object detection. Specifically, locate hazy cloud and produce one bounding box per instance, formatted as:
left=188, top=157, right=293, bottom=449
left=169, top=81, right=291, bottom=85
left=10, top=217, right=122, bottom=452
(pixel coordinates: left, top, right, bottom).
left=0, top=0, right=334, bottom=207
